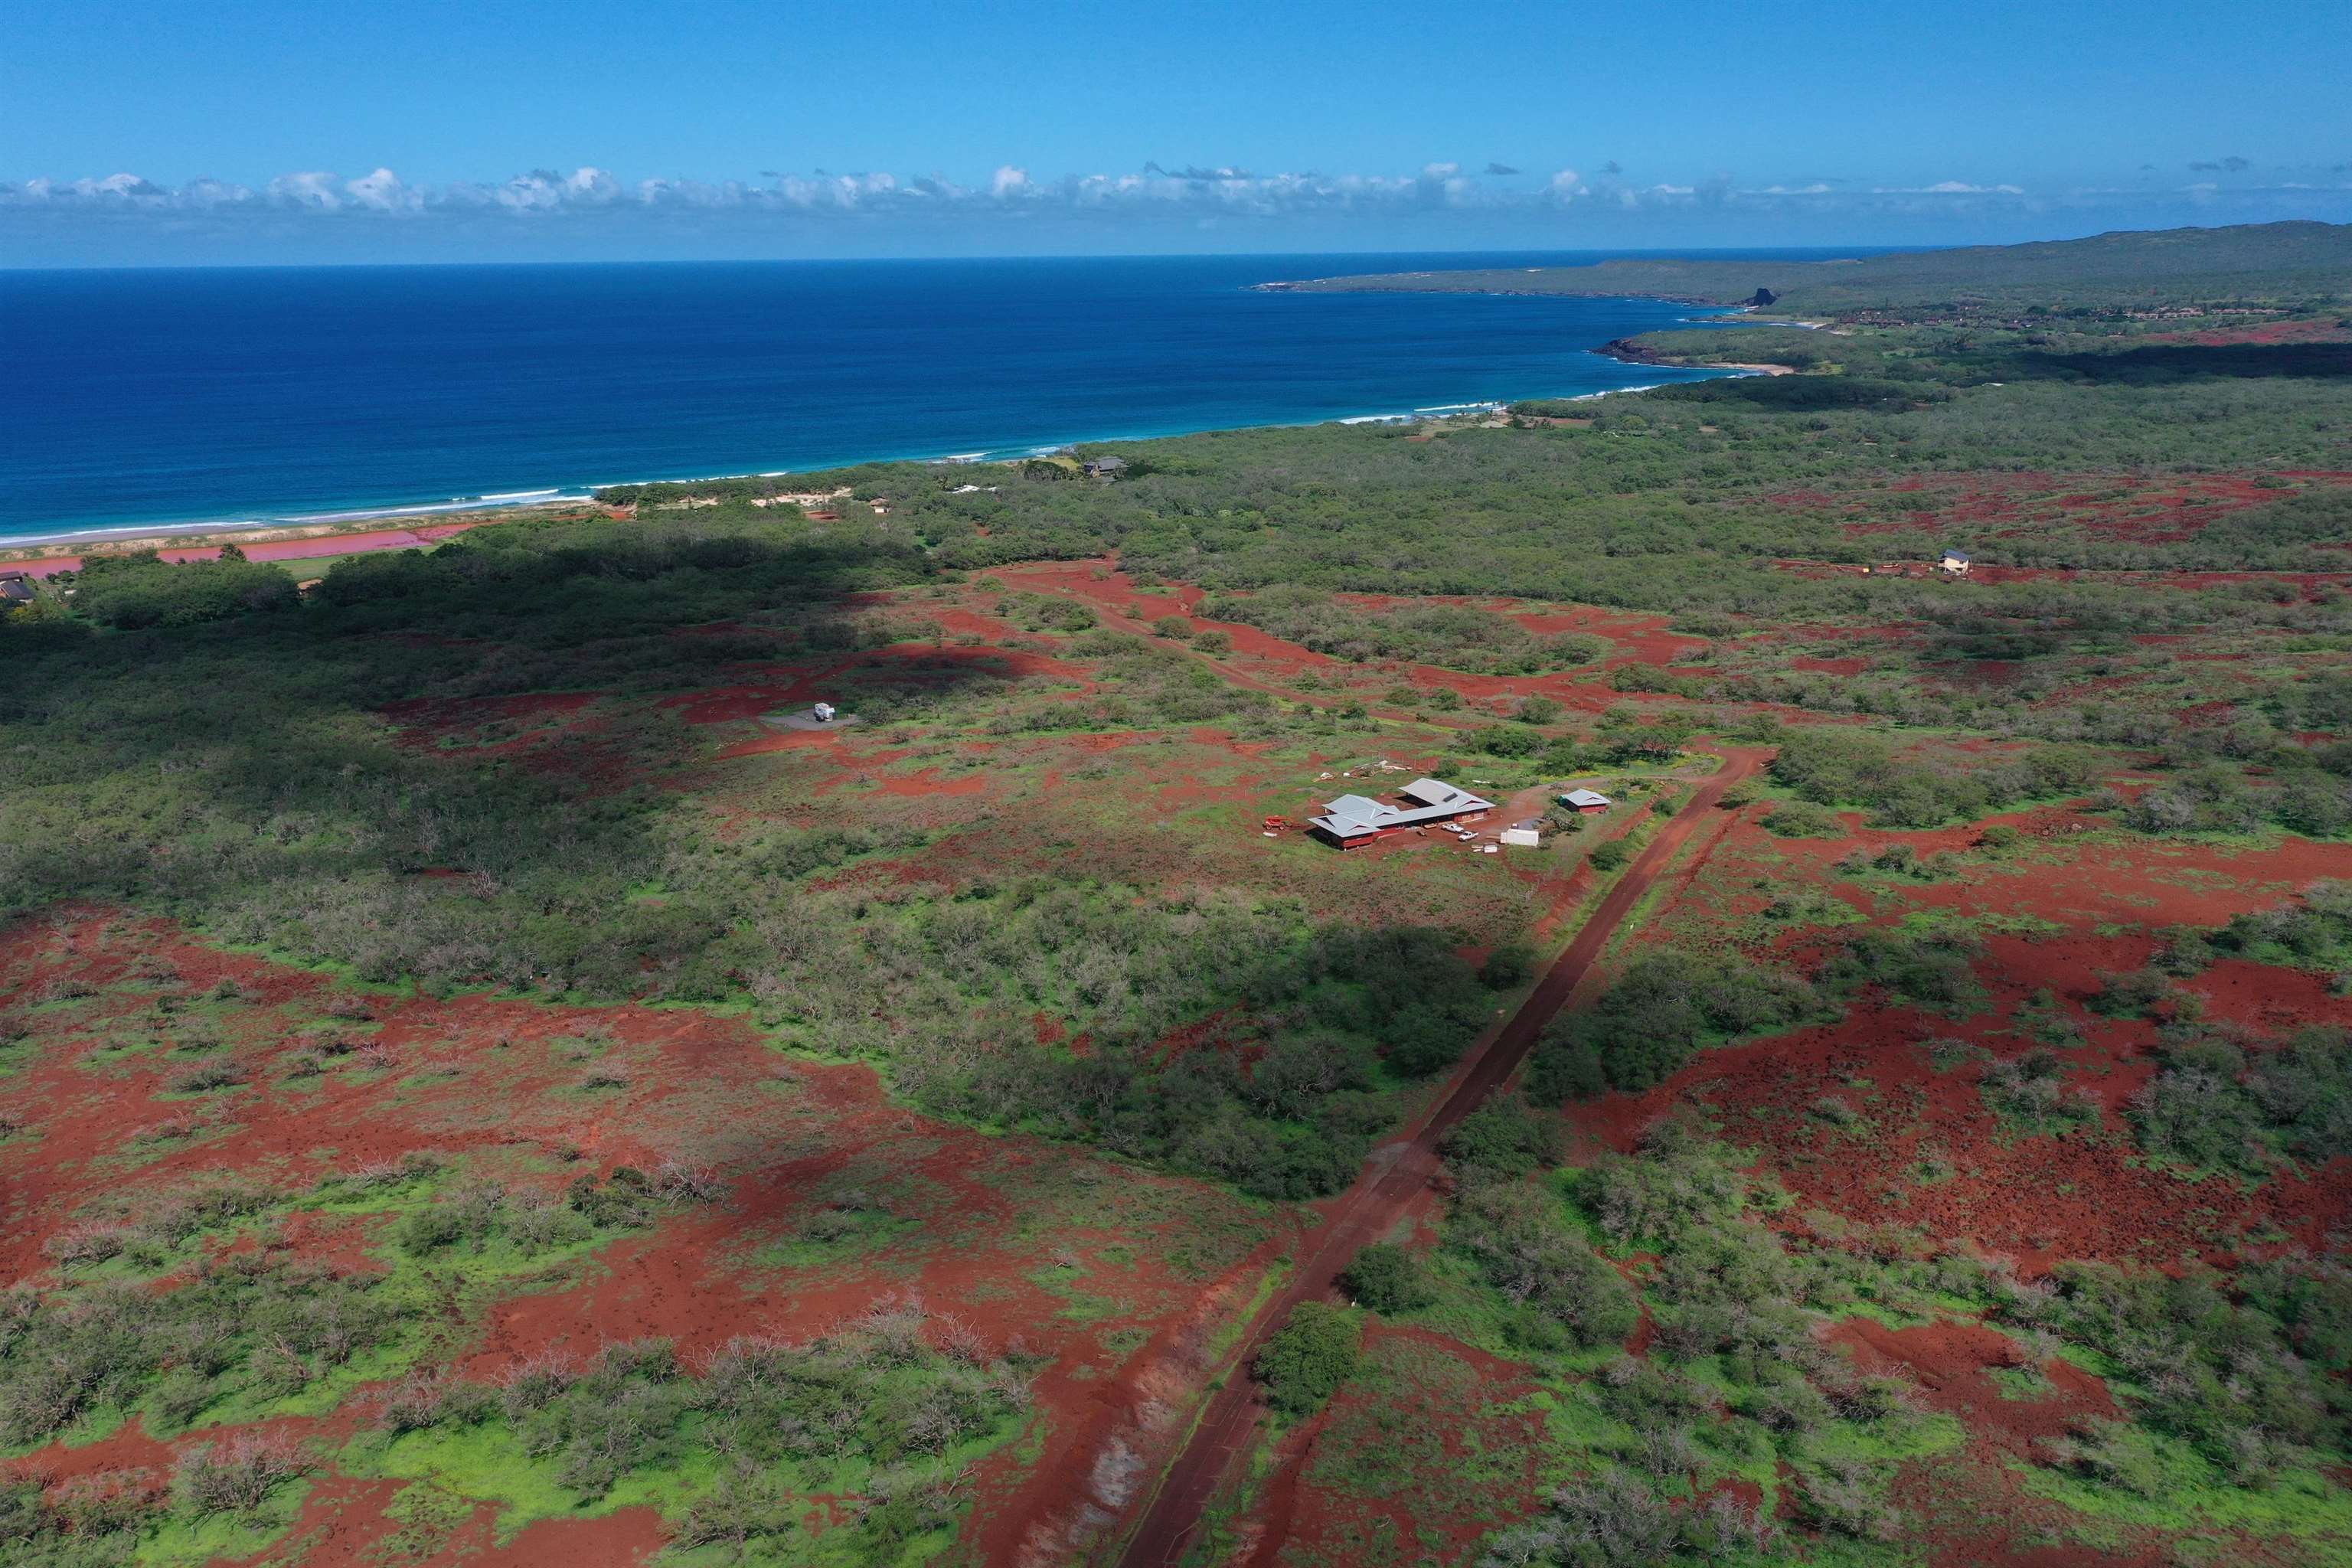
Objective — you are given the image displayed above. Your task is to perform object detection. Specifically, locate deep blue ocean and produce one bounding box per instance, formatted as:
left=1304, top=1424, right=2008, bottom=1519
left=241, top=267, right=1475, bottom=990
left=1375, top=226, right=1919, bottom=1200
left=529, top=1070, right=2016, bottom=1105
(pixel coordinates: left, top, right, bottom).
left=0, top=251, right=1824, bottom=541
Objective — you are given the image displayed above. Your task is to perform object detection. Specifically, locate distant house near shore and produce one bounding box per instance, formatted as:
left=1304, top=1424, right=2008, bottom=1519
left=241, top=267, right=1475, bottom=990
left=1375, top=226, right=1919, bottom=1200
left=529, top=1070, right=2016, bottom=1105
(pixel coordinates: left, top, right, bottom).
left=1082, top=456, right=1129, bottom=479
left=0, top=571, right=34, bottom=605
left=750, top=486, right=853, bottom=509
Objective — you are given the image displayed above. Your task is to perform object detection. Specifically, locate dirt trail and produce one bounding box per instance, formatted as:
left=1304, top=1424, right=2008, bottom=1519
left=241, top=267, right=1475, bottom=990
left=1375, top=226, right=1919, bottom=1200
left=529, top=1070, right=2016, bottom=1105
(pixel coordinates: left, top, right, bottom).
left=1106, top=748, right=1765, bottom=1567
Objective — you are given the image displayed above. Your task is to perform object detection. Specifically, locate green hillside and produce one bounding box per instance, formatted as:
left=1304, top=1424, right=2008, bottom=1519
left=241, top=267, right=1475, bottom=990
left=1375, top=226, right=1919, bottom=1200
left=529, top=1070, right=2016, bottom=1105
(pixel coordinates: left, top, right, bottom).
left=1260, top=220, right=2352, bottom=312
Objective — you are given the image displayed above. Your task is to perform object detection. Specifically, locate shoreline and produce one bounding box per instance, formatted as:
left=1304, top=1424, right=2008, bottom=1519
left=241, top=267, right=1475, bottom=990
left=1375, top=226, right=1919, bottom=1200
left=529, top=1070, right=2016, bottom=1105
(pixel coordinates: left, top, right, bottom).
left=0, top=330, right=1746, bottom=567
left=1593, top=335, right=1793, bottom=375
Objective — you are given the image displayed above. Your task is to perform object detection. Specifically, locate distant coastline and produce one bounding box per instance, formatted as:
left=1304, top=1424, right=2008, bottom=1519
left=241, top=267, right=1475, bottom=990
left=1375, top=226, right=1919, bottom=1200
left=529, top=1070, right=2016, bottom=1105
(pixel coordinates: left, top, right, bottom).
left=0, top=253, right=1788, bottom=557
left=0, top=368, right=1717, bottom=566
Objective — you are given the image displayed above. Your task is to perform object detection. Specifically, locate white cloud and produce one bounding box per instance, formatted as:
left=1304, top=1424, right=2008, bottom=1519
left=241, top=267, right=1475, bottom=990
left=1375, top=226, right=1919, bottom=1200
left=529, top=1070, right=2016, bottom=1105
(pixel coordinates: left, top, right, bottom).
left=1899, top=180, right=2028, bottom=195
left=5, top=159, right=2344, bottom=252
left=344, top=167, right=421, bottom=211
left=266, top=171, right=345, bottom=209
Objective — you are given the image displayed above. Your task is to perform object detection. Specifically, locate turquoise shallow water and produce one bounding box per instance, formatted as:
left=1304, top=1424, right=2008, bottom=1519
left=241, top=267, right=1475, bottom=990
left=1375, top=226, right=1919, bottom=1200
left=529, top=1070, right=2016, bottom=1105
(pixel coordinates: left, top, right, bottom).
left=0, top=250, right=1828, bottom=540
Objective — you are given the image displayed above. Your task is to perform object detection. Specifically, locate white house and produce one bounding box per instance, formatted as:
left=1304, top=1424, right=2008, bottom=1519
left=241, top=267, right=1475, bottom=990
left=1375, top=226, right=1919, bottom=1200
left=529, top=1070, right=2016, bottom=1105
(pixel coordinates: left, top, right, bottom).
left=1308, top=777, right=1494, bottom=849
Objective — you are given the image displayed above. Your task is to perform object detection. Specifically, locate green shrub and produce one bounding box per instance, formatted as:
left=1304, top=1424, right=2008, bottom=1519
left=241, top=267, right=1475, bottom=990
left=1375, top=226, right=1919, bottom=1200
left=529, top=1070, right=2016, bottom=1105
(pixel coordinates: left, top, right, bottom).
left=1478, top=942, right=1536, bottom=988
left=1449, top=1184, right=1639, bottom=1348
left=1340, top=1243, right=1434, bottom=1315
left=172, top=1435, right=304, bottom=1516
left=2089, top=967, right=2174, bottom=1018
left=1762, top=799, right=1847, bottom=838
left=71, top=551, right=300, bottom=630
left=1255, top=1302, right=1361, bottom=1415
left=1529, top=950, right=1818, bottom=1100
left=1441, top=1096, right=1560, bottom=1187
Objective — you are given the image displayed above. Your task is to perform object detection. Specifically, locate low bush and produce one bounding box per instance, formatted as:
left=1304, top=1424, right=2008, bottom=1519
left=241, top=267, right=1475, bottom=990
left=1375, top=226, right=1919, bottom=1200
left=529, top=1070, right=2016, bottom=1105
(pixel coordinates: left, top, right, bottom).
left=1449, top=1183, right=1639, bottom=1349
left=1340, top=1243, right=1434, bottom=1315
left=1254, top=1302, right=1361, bottom=1415
left=172, top=1435, right=305, bottom=1516
left=1440, top=1095, right=1560, bottom=1187
left=1762, top=799, right=1847, bottom=838
left=1530, top=950, right=1818, bottom=1101
left=2128, top=1025, right=2352, bottom=1175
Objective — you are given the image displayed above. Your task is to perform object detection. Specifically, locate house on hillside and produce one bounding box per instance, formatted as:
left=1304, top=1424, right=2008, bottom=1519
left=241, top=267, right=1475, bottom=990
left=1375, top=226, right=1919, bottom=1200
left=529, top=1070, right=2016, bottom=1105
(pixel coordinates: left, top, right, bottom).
left=1560, top=788, right=1612, bottom=814
left=1308, top=777, right=1494, bottom=849
left=1082, top=456, right=1129, bottom=479
left=1939, top=549, right=1971, bottom=576
left=0, top=571, right=34, bottom=605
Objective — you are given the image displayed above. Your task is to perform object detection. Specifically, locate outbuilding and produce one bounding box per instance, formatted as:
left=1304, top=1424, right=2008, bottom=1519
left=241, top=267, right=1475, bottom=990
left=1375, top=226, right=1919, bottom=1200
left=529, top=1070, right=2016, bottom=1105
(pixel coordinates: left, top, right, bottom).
left=1560, top=788, right=1612, bottom=814
left=1939, top=549, right=1971, bottom=575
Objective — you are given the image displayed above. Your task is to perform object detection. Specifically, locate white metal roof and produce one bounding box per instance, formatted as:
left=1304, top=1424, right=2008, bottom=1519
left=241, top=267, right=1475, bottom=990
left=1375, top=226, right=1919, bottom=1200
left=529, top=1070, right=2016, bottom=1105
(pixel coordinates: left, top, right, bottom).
left=1311, top=778, right=1495, bottom=838
left=1398, top=777, right=1489, bottom=810
left=1563, top=788, right=1612, bottom=807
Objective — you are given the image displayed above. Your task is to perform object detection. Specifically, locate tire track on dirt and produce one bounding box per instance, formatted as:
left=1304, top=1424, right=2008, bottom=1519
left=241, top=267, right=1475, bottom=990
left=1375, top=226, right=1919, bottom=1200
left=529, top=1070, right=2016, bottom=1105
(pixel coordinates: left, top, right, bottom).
left=1103, top=746, right=1765, bottom=1568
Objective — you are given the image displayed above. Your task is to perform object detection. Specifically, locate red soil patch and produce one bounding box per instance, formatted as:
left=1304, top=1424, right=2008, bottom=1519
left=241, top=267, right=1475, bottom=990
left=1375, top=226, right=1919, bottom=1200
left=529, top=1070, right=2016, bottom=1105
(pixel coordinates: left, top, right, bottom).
left=0, top=908, right=1303, bottom=1568
left=2145, top=318, right=2351, bottom=348
left=656, top=642, right=1099, bottom=727
left=1791, top=468, right=2352, bottom=556
left=1831, top=1316, right=2117, bottom=1452
left=923, top=605, right=1025, bottom=639
left=1227, top=1321, right=1548, bottom=1568
left=867, top=768, right=988, bottom=798
left=1563, top=808, right=2352, bottom=1272
left=1508, top=605, right=1705, bottom=667
left=377, top=691, right=604, bottom=755
left=8, top=521, right=486, bottom=580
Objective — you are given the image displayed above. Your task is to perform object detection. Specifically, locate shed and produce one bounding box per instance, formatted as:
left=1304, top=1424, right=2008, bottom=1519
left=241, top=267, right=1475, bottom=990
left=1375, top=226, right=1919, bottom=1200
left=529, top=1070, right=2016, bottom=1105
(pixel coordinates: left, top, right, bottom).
left=1560, top=788, right=1612, bottom=814
left=1939, top=549, right=1971, bottom=575
left=1500, top=827, right=1541, bottom=848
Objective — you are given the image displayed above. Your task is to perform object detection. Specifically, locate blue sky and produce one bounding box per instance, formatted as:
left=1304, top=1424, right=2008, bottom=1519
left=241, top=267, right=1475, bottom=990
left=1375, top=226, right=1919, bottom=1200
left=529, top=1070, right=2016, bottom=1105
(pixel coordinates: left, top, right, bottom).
left=5, top=0, right=2348, bottom=266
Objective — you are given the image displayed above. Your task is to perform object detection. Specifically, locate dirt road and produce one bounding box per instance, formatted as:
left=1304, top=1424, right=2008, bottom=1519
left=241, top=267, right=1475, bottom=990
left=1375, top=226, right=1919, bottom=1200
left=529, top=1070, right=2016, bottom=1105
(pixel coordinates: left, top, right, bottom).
left=1106, top=746, right=1765, bottom=1567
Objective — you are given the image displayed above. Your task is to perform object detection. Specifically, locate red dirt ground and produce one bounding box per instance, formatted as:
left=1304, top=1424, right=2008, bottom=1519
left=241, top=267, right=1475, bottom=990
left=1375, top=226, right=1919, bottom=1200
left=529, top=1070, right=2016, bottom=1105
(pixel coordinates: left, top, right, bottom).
left=10, top=521, right=488, bottom=580
left=2145, top=318, right=2352, bottom=348
left=1798, top=470, right=2352, bottom=550
left=1831, top=1317, right=2117, bottom=1452
left=1227, top=1321, right=1548, bottom=1568
left=0, top=910, right=1304, bottom=1566
left=1560, top=804, right=2352, bottom=1273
